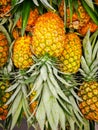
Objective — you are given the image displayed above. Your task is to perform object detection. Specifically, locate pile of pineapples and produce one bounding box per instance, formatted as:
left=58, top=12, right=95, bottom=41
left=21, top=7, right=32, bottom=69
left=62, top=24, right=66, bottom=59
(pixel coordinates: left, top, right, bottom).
left=0, top=0, right=98, bottom=130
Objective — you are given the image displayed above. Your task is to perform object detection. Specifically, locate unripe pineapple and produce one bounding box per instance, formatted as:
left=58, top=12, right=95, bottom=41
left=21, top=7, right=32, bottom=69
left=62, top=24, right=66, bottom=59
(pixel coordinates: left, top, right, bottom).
left=32, top=12, right=65, bottom=58
left=78, top=30, right=98, bottom=121
left=0, top=81, right=12, bottom=120
left=59, top=32, right=82, bottom=73
left=78, top=19, right=98, bottom=36
left=16, top=8, right=39, bottom=32
left=59, top=0, right=90, bottom=29
left=0, top=32, right=9, bottom=68
left=12, top=36, right=33, bottom=69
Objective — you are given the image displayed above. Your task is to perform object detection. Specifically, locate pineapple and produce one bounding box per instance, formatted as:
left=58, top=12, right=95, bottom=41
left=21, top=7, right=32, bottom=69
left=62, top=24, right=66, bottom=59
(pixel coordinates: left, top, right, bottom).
left=0, top=0, right=11, bottom=17
left=59, top=32, right=82, bottom=73
left=0, top=32, right=9, bottom=68
left=78, top=30, right=98, bottom=121
left=0, top=81, right=12, bottom=120
left=58, top=0, right=90, bottom=29
left=32, top=11, right=65, bottom=58
left=12, top=36, right=33, bottom=69
left=78, top=19, right=98, bottom=36
left=16, top=8, right=39, bottom=32
left=0, top=0, right=10, bottom=5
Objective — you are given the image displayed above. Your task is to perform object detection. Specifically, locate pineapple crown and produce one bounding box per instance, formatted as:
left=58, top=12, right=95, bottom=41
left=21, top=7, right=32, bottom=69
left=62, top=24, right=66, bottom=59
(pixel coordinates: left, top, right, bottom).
left=79, top=29, right=98, bottom=81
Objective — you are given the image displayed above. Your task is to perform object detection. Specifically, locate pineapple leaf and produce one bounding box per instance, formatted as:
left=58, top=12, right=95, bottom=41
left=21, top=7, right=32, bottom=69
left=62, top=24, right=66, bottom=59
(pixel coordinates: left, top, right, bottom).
left=51, top=99, right=59, bottom=128
left=40, top=65, right=47, bottom=81
left=92, top=40, right=98, bottom=61
left=40, top=0, right=55, bottom=11
left=32, top=0, right=39, bottom=6
left=36, top=99, right=46, bottom=130
left=83, top=30, right=92, bottom=66
left=59, top=105, right=66, bottom=130
left=68, top=0, right=73, bottom=23
left=11, top=91, right=22, bottom=115
left=6, top=86, right=21, bottom=105
left=80, top=56, right=90, bottom=74
left=5, top=82, right=19, bottom=92
left=21, top=0, right=31, bottom=36
left=10, top=100, right=23, bottom=130
left=81, top=0, right=98, bottom=25
left=84, top=0, right=94, bottom=10
left=52, top=66, right=71, bottom=86
left=42, top=82, right=52, bottom=117
left=47, top=77, right=58, bottom=98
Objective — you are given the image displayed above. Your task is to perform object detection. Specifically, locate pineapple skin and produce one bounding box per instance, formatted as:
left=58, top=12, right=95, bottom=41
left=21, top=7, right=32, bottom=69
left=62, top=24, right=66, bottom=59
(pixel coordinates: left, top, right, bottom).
left=16, top=8, right=39, bottom=32
left=12, top=36, right=33, bottom=69
left=0, top=81, right=12, bottom=120
left=59, top=33, right=82, bottom=73
left=32, top=12, right=65, bottom=58
left=0, top=32, right=9, bottom=68
left=78, top=81, right=98, bottom=121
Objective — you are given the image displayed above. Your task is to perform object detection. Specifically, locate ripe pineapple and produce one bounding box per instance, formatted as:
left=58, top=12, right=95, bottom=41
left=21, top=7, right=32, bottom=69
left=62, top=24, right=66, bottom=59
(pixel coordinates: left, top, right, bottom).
left=78, top=30, right=98, bottom=121
left=58, top=0, right=90, bottom=29
left=0, top=0, right=11, bottom=17
left=59, top=32, right=82, bottom=73
left=32, top=11, right=65, bottom=58
left=12, top=36, right=33, bottom=69
left=0, top=32, right=9, bottom=68
left=0, top=0, right=10, bottom=5
left=78, top=19, right=98, bottom=36
left=0, top=81, right=12, bottom=120
left=16, top=8, right=39, bottom=32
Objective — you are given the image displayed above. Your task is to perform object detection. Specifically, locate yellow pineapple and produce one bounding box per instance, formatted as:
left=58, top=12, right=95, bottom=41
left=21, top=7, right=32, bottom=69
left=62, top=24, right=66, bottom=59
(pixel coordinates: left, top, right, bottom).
left=32, top=11, right=65, bottom=58
left=12, top=36, right=33, bottom=69
left=0, top=32, right=9, bottom=68
left=78, top=30, right=98, bottom=121
left=59, top=32, right=82, bottom=73
left=16, top=8, right=39, bottom=32
left=0, top=81, right=12, bottom=120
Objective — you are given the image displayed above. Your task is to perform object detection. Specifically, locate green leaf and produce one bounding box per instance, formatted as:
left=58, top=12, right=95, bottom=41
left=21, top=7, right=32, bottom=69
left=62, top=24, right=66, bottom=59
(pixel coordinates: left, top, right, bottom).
left=10, top=100, right=23, bottom=130
left=80, top=56, right=90, bottom=74
left=11, top=91, right=22, bottom=115
left=32, top=0, right=39, bottom=6
left=5, top=82, right=19, bottom=92
left=40, top=65, right=47, bottom=81
left=47, top=77, right=58, bottom=98
left=68, top=0, right=73, bottom=23
left=83, top=30, right=92, bottom=66
left=36, top=100, right=46, bottom=130
left=84, top=0, right=94, bottom=10
left=92, top=41, right=98, bottom=61
left=42, top=82, right=52, bottom=117
left=59, top=106, right=66, bottom=130
left=40, top=0, right=55, bottom=11
left=21, top=0, right=31, bottom=36
left=51, top=99, right=59, bottom=128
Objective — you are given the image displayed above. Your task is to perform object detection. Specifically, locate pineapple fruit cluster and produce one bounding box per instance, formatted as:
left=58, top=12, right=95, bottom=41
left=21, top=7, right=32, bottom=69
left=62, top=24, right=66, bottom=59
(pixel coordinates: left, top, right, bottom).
left=0, top=0, right=98, bottom=130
